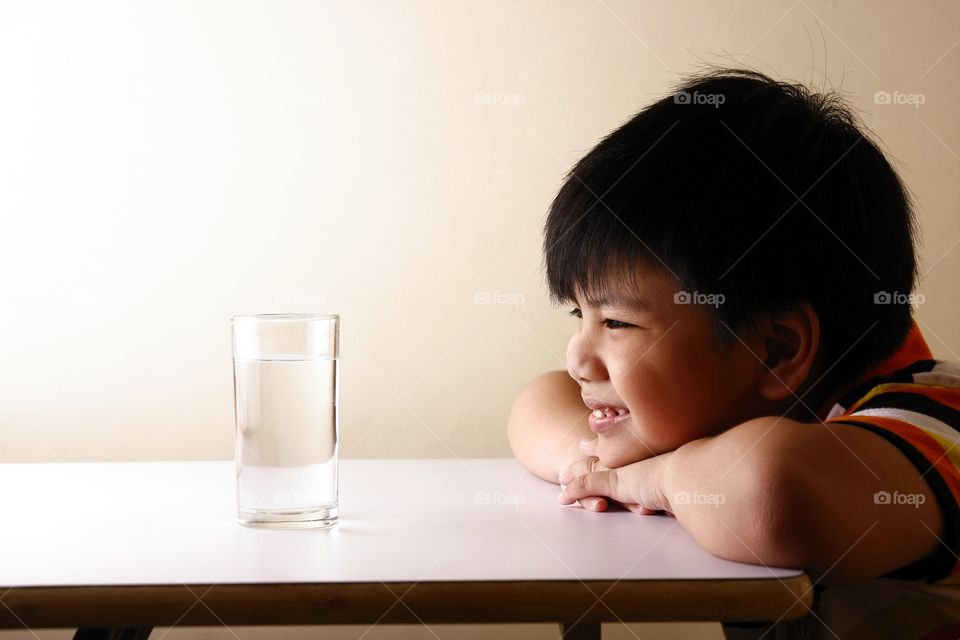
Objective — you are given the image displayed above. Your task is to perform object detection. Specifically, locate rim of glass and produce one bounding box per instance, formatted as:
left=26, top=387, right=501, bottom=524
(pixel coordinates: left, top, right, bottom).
left=231, top=313, right=339, bottom=321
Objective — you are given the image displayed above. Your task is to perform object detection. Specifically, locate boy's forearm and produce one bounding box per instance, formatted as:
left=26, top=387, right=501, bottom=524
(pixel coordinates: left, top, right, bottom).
left=666, top=412, right=950, bottom=586
left=663, top=417, right=801, bottom=566
left=507, top=370, right=594, bottom=484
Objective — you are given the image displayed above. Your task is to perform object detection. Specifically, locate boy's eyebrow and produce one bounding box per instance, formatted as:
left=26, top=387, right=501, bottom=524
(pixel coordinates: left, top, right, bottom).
left=577, top=293, right=651, bottom=311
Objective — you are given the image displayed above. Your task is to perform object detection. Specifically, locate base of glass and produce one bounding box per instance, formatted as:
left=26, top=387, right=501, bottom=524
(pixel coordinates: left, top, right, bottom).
left=238, top=505, right=339, bottom=529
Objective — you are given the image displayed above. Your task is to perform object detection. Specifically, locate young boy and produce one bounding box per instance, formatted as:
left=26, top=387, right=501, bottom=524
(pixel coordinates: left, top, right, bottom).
left=507, top=67, right=960, bottom=639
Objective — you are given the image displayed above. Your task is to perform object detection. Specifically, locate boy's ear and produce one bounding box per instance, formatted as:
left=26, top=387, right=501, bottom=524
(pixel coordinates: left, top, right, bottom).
left=753, top=302, right=820, bottom=402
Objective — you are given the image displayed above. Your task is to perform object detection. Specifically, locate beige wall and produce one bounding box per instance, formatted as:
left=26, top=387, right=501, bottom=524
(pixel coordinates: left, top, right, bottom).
left=1, top=1, right=957, bottom=639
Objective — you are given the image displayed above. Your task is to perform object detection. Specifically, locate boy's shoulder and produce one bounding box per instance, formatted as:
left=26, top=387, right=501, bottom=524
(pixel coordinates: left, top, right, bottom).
left=827, top=358, right=960, bottom=423
left=822, top=321, right=959, bottom=422
left=823, top=319, right=960, bottom=429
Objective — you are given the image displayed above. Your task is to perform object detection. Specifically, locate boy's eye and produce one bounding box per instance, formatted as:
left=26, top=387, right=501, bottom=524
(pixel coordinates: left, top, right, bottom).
left=602, top=319, right=632, bottom=329
left=568, top=308, right=632, bottom=330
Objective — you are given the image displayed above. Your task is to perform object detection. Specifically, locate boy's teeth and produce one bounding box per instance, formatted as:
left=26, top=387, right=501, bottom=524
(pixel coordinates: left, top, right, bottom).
left=593, top=407, right=628, bottom=418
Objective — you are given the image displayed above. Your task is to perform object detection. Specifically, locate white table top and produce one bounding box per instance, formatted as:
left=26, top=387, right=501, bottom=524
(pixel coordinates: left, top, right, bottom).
left=0, top=459, right=802, bottom=587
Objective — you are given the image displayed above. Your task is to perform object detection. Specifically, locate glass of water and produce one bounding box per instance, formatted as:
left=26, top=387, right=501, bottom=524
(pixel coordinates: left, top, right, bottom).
left=231, top=313, right=340, bottom=528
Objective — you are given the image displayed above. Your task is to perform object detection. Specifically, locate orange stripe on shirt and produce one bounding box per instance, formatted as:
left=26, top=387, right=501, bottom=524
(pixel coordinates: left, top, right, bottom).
left=846, top=384, right=960, bottom=415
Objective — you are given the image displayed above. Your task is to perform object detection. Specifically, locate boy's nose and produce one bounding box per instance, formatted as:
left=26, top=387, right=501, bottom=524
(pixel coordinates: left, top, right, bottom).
left=567, top=335, right=606, bottom=382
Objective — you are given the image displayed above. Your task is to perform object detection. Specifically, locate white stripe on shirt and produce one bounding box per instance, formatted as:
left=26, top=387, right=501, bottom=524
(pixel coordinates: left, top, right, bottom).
left=847, top=407, right=960, bottom=444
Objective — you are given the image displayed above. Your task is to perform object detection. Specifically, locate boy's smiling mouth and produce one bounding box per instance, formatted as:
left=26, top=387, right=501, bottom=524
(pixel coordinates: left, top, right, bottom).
left=583, top=397, right=631, bottom=433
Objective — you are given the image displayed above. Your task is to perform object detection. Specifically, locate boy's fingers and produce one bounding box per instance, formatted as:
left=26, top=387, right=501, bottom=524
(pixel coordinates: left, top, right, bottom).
left=578, top=437, right=599, bottom=457
left=558, top=456, right=600, bottom=485
left=578, top=496, right=608, bottom=511
left=625, top=503, right=660, bottom=515
left=558, top=469, right=622, bottom=505
left=558, top=456, right=614, bottom=511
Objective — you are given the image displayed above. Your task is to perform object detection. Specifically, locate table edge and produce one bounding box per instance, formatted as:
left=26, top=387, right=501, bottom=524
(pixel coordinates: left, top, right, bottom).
left=0, top=574, right=813, bottom=627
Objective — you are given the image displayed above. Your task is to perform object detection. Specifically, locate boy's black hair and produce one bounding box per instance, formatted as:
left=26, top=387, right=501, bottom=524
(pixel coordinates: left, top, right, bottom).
left=543, top=67, right=919, bottom=391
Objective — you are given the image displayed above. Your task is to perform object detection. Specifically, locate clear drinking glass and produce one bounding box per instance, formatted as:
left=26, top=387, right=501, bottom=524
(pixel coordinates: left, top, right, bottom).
left=231, top=313, right=340, bottom=528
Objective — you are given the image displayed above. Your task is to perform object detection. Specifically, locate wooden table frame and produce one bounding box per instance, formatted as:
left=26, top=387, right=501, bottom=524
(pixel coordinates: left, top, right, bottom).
left=2, top=577, right=813, bottom=639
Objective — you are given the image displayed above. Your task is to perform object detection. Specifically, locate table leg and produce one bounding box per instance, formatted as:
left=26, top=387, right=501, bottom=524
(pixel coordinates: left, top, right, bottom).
left=559, top=621, right=601, bottom=640
left=73, top=629, right=153, bottom=640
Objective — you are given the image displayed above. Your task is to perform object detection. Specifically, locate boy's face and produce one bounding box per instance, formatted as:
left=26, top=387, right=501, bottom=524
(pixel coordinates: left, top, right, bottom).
left=567, top=267, right=776, bottom=468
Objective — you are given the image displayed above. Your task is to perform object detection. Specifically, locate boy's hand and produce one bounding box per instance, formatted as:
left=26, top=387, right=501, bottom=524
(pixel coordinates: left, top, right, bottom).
left=558, top=448, right=673, bottom=516
left=558, top=438, right=611, bottom=512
